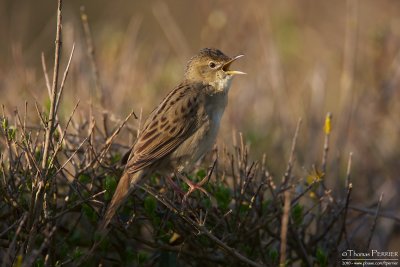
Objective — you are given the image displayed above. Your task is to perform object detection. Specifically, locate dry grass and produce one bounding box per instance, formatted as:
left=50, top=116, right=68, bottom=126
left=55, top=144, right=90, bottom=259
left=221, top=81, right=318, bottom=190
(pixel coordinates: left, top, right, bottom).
left=1, top=0, right=400, bottom=266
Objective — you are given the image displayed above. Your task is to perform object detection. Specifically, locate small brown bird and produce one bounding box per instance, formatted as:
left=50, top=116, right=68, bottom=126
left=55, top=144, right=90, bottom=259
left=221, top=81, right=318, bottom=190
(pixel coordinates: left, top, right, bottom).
left=101, top=48, right=244, bottom=229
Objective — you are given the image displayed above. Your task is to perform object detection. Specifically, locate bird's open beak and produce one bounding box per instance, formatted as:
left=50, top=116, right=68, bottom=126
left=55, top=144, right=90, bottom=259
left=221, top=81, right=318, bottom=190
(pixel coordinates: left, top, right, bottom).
left=222, top=55, right=246, bottom=75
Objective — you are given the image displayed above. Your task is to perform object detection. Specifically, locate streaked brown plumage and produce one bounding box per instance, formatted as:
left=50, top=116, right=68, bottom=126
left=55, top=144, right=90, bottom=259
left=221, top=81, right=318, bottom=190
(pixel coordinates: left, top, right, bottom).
left=100, top=48, right=244, bottom=230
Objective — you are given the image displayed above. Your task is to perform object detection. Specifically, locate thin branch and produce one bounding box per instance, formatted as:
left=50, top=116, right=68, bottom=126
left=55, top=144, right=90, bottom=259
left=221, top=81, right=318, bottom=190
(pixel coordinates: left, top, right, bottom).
left=52, top=123, right=94, bottom=179
left=44, top=190, right=106, bottom=222
left=141, top=185, right=265, bottom=267
left=46, top=101, right=80, bottom=176
left=2, top=213, right=28, bottom=267
left=282, top=118, right=301, bottom=186
left=279, top=188, right=291, bottom=266
left=348, top=206, right=400, bottom=223
left=21, top=226, right=57, bottom=267
left=336, top=152, right=353, bottom=248
left=80, top=6, right=103, bottom=104
left=366, top=193, right=383, bottom=250
left=41, top=0, right=63, bottom=171
left=55, top=43, right=75, bottom=115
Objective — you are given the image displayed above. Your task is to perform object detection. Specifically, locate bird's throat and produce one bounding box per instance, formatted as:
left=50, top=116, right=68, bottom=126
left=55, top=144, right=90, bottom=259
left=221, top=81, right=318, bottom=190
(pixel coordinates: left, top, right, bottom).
left=210, top=76, right=233, bottom=94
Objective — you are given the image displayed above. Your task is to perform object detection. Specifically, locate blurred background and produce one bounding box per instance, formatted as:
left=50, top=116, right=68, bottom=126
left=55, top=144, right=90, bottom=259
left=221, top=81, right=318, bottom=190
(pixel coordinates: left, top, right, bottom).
left=0, top=0, right=399, bottom=251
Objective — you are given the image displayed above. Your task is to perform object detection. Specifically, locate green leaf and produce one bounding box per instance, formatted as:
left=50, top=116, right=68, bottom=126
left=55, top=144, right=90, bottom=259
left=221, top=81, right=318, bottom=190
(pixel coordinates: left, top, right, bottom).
left=8, top=127, right=16, bottom=141
left=144, top=196, right=157, bottom=216
left=35, top=149, right=41, bottom=162
left=34, top=258, right=44, bottom=267
left=2, top=117, right=8, bottom=130
left=53, top=130, right=60, bottom=141
left=291, top=203, right=303, bottom=226
left=316, top=247, right=328, bottom=267
left=124, top=246, right=135, bottom=263
left=196, top=169, right=207, bottom=179
left=82, top=203, right=96, bottom=222
left=262, top=199, right=272, bottom=212
left=239, top=202, right=250, bottom=215
left=268, top=248, right=278, bottom=263
left=111, top=153, right=122, bottom=164
left=149, top=174, right=158, bottom=185
left=202, top=197, right=211, bottom=209
left=137, top=251, right=148, bottom=264
left=72, top=247, right=83, bottom=260
left=104, top=176, right=117, bottom=200
left=214, top=185, right=231, bottom=210
left=59, top=243, right=68, bottom=258
left=78, top=173, right=91, bottom=184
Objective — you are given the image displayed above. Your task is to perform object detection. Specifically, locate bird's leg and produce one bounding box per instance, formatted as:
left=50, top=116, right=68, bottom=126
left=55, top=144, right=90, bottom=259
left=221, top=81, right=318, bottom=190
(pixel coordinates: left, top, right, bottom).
left=178, top=172, right=211, bottom=203
left=180, top=159, right=217, bottom=203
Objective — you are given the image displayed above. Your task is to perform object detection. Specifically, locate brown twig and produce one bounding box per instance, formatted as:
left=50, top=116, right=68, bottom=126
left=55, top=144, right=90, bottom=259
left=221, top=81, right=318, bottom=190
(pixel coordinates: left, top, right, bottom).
left=336, top=152, right=353, bottom=248
left=80, top=6, right=103, bottom=105
left=41, top=0, right=63, bottom=171
left=141, top=185, right=265, bottom=267
left=279, top=188, right=292, bottom=266
left=282, top=118, right=302, bottom=186
left=2, top=213, right=28, bottom=267
left=41, top=53, right=63, bottom=141
left=44, top=190, right=106, bottom=223
left=348, top=206, right=400, bottom=223
left=21, top=226, right=57, bottom=267
left=366, top=193, right=383, bottom=250
left=55, top=43, right=75, bottom=115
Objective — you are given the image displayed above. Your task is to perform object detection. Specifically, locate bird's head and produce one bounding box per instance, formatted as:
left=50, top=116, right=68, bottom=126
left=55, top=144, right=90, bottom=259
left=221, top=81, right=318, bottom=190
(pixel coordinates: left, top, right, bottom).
left=184, top=48, right=245, bottom=92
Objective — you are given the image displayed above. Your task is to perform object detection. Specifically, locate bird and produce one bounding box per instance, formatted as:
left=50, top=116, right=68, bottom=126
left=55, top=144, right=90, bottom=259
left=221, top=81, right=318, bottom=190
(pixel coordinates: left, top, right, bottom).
left=100, top=48, right=245, bottom=230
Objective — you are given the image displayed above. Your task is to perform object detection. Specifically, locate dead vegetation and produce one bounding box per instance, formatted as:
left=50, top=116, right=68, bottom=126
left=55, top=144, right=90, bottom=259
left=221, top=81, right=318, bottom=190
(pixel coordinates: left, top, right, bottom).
left=1, top=1, right=400, bottom=266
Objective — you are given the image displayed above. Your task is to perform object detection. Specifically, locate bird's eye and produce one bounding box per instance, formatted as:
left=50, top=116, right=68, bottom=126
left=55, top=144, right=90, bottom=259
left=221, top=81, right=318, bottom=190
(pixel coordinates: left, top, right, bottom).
left=208, top=61, right=216, bottom=69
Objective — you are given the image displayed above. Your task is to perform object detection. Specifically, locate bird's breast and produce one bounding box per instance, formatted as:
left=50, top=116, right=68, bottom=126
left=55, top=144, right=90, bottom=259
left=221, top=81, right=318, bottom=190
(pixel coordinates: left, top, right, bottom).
left=172, top=93, right=228, bottom=170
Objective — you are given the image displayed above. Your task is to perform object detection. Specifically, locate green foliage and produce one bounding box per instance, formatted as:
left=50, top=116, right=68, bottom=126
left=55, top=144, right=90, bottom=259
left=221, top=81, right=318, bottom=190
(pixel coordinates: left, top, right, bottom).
left=3, top=2, right=392, bottom=265
left=291, top=203, right=303, bottom=226
left=104, top=175, right=117, bottom=200
left=72, top=247, right=83, bottom=260
left=1, top=117, right=8, bottom=130
left=262, top=199, right=271, bottom=212
left=69, top=229, right=81, bottom=245
left=316, top=247, right=328, bottom=267
left=196, top=169, right=207, bottom=179
left=201, top=195, right=212, bottom=209
left=78, top=173, right=91, bottom=184
left=268, top=248, right=278, bottom=264
left=0, top=107, right=356, bottom=266
left=81, top=203, right=96, bottom=222
left=111, top=153, right=122, bottom=164
left=34, top=258, right=44, bottom=267
left=144, top=195, right=157, bottom=216
left=214, top=184, right=231, bottom=210
left=136, top=251, right=149, bottom=265
left=7, top=126, right=16, bottom=141
left=124, top=246, right=135, bottom=264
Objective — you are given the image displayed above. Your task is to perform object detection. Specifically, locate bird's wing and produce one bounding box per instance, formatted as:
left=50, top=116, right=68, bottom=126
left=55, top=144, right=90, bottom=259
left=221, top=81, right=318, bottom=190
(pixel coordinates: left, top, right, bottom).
left=125, top=83, right=203, bottom=173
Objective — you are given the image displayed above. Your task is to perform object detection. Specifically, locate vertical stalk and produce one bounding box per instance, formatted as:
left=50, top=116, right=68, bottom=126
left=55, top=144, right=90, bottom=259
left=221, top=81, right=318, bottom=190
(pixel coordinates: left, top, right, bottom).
left=42, top=0, right=62, bottom=172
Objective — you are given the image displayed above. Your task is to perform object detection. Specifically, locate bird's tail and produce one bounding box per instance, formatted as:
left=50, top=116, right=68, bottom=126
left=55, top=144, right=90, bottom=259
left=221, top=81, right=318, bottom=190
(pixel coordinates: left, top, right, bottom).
left=99, top=171, right=142, bottom=232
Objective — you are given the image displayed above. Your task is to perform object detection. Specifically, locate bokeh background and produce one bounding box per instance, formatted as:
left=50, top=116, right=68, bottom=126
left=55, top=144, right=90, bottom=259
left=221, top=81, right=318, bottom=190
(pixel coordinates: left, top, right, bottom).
left=1, top=0, right=399, bottom=251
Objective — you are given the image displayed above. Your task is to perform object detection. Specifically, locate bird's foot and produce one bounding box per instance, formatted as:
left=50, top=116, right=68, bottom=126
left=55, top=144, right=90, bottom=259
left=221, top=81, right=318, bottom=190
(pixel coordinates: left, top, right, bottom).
left=177, top=172, right=211, bottom=204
